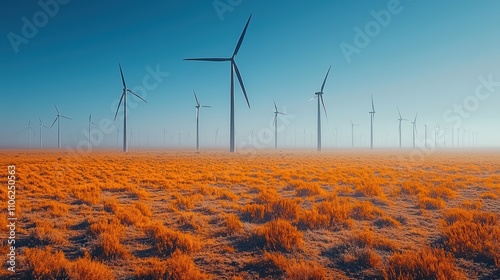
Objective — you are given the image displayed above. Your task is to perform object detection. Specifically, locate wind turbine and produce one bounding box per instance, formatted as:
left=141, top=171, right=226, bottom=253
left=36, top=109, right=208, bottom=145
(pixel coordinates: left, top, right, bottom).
left=38, top=118, right=48, bottom=149
left=113, top=64, right=147, bottom=152
left=273, top=100, right=286, bottom=150
left=51, top=105, right=71, bottom=149
left=193, top=90, right=212, bottom=150
left=424, top=124, right=428, bottom=148
left=88, top=114, right=97, bottom=149
left=397, top=106, right=409, bottom=148
left=369, top=95, right=375, bottom=149
left=184, top=15, right=252, bottom=152
left=350, top=119, right=360, bottom=148
left=309, top=66, right=331, bottom=152
left=19, top=121, right=35, bottom=148
left=411, top=113, right=418, bottom=148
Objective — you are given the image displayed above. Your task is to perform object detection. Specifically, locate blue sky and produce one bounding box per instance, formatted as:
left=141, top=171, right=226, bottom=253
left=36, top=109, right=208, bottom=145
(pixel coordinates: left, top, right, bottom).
left=1, top=0, right=500, bottom=150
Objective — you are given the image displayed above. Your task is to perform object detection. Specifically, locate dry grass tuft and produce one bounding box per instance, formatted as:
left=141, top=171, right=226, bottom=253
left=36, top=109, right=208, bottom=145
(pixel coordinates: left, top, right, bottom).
left=384, top=247, right=466, bottom=280
left=264, top=251, right=328, bottom=280
left=24, top=247, right=69, bottom=280
left=165, top=250, right=211, bottom=279
left=258, top=219, right=303, bottom=252
left=224, top=213, right=243, bottom=235
left=146, top=222, right=201, bottom=256
left=69, top=255, right=116, bottom=279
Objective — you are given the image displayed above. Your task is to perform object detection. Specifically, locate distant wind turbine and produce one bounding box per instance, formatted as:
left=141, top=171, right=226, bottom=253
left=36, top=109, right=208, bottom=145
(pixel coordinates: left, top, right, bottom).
left=51, top=105, right=71, bottom=149
left=350, top=119, right=360, bottom=148
left=88, top=114, right=97, bottom=149
left=273, top=100, right=286, bottom=150
left=193, top=90, right=212, bottom=150
left=309, top=66, right=331, bottom=152
left=369, top=95, right=375, bottom=149
left=113, top=64, right=147, bottom=152
left=185, top=15, right=252, bottom=152
left=411, top=113, right=418, bottom=148
left=397, top=106, right=409, bottom=148
left=19, top=121, right=35, bottom=148
left=38, top=118, right=48, bottom=149
left=424, top=124, right=428, bottom=148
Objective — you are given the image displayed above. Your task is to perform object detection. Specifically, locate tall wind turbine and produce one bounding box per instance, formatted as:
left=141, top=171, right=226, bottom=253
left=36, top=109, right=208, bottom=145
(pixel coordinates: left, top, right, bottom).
left=113, top=64, right=147, bottom=152
left=51, top=105, right=71, bottom=149
left=38, top=118, right=48, bottom=149
left=273, top=100, right=286, bottom=150
left=193, top=90, right=212, bottom=150
left=19, top=121, right=35, bottom=148
left=309, top=66, right=331, bottom=152
left=184, top=15, right=252, bottom=152
left=350, top=119, right=360, bottom=148
left=369, top=95, right=375, bottom=149
left=397, top=106, right=408, bottom=148
left=88, top=114, right=97, bottom=149
left=411, top=113, right=418, bottom=148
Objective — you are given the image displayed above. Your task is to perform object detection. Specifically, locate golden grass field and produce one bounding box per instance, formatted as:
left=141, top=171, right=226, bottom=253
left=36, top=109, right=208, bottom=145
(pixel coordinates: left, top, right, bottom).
left=1, top=150, right=500, bottom=279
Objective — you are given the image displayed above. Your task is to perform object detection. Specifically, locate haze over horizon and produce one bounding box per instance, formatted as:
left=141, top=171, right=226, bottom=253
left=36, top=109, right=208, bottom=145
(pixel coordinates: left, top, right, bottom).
left=2, top=0, right=500, bottom=150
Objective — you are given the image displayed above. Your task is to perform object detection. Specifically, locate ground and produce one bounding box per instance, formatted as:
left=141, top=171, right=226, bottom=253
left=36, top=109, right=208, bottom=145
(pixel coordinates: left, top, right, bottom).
left=0, top=150, right=499, bottom=279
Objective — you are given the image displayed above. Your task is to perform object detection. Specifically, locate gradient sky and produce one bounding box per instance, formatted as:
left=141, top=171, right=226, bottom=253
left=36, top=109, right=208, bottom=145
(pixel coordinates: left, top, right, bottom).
left=2, top=0, right=500, bottom=150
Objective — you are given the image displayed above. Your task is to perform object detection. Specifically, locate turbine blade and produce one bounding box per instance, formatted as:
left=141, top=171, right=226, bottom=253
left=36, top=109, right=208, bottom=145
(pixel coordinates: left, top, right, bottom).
left=39, top=117, right=42, bottom=125
left=201, top=105, right=212, bottom=108
left=320, top=65, right=332, bottom=92
left=414, top=112, right=418, bottom=123
left=278, top=112, right=286, bottom=115
left=184, top=58, right=231, bottom=62
left=397, top=106, right=402, bottom=119
left=233, top=15, right=252, bottom=57
left=54, top=104, right=59, bottom=114
left=193, top=90, right=200, bottom=106
left=61, top=115, right=71, bottom=120
left=371, top=95, right=375, bottom=112
left=89, top=114, right=92, bottom=122
left=51, top=116, right=58, bottom=128
left=233, top=62, right=250, bottom=108
left=273, top=113, right=277, bottom=125
left=114, top=92, right=125, bottom=121
left=320, top=94, right=327, bottom=119
left=273, top=100, right=278, bottom=112
left=119, top=64, right=127, bottom=89
left=308, top=96, right=317, bottom=102
left=350, top=119, right=353, bottom=125
left=128, top=90, right=147, bottom=103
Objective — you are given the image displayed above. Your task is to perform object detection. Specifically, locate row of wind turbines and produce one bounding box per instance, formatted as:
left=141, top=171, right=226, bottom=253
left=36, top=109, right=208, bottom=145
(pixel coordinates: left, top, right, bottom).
left=18, top=14, right=479, bottom=152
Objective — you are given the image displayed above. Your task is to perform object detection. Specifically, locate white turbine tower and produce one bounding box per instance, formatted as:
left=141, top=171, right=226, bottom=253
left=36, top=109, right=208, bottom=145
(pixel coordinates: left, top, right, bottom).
left=51, top=105, right=71, bottom=149
left=411, top=113, right=418, bottom=148
left=113, top=64, right=147, bottom=152
left=185, top=15, right=252, bottom=152
left=38, top=118, right=48, bottom=149
left=369, top=95, right=375, bottom=149
left=397, top=106, right=408, bottom=148
left=273, top=100, right=286, bottom=150
left=309, top=66, right=331, bottom=152
left=193, top=90, right=212, bottom=150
